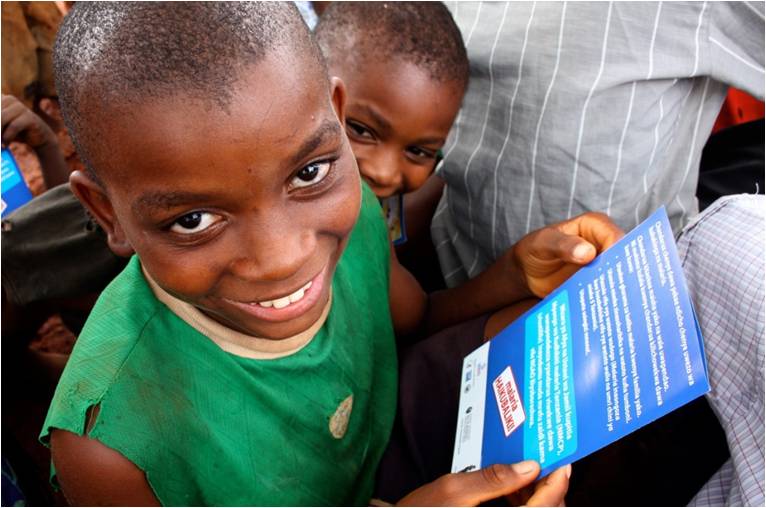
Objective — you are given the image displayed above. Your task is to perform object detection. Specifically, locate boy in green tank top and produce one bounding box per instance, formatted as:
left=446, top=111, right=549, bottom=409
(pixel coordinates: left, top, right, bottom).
left=41, top=3, right=623, bottom=505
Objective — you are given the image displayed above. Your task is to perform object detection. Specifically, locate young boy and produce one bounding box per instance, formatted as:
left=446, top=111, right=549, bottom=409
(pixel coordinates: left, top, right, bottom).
left=41, top=3, right=620, bottom=505
left=316, top=3, right=466, bottom=249
left=315, top=2, right=466, bottom=200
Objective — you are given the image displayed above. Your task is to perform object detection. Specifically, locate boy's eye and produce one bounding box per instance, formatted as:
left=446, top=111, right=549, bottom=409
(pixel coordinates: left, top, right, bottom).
left=406, top=146, right=437, bottom=160
left=346, top=120, right=374, bottom=140
left=170, top=211, right=220, bottom=235
left=291, top=160, right=332, bottom=189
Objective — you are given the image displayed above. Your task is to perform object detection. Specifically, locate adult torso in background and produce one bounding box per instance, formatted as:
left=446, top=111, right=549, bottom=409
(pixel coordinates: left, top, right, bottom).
left=434, top=1, right=765, bottom=287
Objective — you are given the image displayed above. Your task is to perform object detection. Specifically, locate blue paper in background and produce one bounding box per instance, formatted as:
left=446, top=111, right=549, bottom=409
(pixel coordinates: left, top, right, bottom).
left=1, top=148, right=33, bottom=218
left=453, top=207, right=710, bottom=478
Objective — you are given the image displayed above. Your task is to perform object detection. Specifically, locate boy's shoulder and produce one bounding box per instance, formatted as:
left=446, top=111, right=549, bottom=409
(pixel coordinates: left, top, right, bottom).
left=68, top=255, right=164, bottom=363
left=40, top=254, right=237, bottom=461
left=40, top=256, right=169, bottom=441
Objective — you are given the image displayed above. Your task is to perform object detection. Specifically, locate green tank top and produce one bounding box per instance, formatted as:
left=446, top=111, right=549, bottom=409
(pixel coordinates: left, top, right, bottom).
left=40, top=184, right=397, bottom=506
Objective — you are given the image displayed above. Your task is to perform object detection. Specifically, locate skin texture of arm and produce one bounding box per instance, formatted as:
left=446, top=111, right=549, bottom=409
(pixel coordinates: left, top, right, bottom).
left=50, top=428, right=160, bottom=506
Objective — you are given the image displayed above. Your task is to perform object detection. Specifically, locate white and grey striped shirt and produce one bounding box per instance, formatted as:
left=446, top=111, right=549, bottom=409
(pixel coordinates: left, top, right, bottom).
left=433, top=1, right=765, bottom=287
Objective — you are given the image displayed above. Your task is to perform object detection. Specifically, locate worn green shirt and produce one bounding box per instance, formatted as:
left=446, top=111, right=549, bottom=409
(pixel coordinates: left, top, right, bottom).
left=40, top=184, right=397, bottom=506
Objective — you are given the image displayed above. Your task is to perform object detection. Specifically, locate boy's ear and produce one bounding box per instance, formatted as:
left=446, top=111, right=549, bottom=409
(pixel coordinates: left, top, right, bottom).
left=329, top=76, right=347, bottom=125
left=69, top=170, right=134, bottom=258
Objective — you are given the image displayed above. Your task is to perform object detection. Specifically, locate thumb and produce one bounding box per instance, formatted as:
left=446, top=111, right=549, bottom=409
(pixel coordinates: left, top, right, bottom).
left=452, top=461, right=541, bottom=505
left=561, top=236, right=597, bottom=265
left=527, top=227, right=597, bottom=266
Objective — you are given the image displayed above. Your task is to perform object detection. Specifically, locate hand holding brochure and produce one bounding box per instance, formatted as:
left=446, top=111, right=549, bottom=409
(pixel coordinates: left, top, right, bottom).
left=452, top=208, right=709, bottom=478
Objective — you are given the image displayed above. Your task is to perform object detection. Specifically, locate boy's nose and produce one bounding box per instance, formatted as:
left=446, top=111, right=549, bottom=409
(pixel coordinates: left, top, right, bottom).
left=228, top=223, right=316, bottom=283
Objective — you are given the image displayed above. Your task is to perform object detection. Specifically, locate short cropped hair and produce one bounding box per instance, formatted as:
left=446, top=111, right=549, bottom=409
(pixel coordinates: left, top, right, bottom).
left=54, top=2, right=325, bottom=180
left=315, top=2, right=468, bottom=89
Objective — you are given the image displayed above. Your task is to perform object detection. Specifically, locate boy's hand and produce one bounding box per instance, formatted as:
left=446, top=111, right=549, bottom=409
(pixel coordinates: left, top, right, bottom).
left=2, top=94, right=58, bottom=148
left=2, top=94, right=69, bottom=188
left=396, top=461, right=570, bottom=506
left=513, top=212, right=623, bottom=298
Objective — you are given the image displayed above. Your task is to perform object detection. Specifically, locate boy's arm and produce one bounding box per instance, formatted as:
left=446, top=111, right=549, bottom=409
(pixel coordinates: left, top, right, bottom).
left=389, top=212, right=623, bottom=336
left=389, top=242, right=429, bottom=336
left=51, top=428, right=160, bottom=506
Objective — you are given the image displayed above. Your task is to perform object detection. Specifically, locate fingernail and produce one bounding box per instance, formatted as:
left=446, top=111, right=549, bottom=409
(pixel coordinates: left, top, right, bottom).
left=573, top=243, right=591, bottom=260
left=564, top=464, right=572, bottom=479
left=511, top=460, right=537, bottom=475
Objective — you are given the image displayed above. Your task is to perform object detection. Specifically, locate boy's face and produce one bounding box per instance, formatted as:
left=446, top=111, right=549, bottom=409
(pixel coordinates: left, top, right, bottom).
left=337, top=59, right=464, bottom=198
left=73, top=51, right=361, bottom=340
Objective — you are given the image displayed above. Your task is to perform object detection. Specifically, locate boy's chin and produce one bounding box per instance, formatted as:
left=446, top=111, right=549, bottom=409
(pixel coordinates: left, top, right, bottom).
left=232, top=302, right=329, bottom=340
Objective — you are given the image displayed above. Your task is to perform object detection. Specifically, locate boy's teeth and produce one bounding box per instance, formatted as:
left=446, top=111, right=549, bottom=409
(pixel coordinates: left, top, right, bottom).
left=256, top=280, right=313, bottom=309
left=288, top=288, right=304, bottom=303
left=272, top=296, right=291, bottom=309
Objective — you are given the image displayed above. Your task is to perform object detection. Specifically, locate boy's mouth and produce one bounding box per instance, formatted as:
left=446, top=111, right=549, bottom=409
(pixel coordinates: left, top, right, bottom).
left=255, top=280, right=313, bottom=309
left=222, top=267, right=327, bottom=323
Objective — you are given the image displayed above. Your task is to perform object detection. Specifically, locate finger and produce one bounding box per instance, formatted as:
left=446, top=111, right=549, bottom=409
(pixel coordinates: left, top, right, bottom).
left=557, top=212, right=624, bottom=253
left=1, top=94, right=20, bottom=110
left=505, top=482, right=536, bottom=506
left=1, top=115, right=34, bottom=145
left=527, top=226, right=597, bottom=266
left=448, top=461, right=541, bottom=506
left=1, top=100, right=26, bottom=131
left=524, top=465, right=571, bottom=507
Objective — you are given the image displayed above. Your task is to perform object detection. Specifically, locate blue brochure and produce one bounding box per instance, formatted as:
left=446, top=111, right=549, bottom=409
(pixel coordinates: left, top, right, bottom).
left=1, top=148, right=33, bottom=218
left=451, top=208, right=709, bottom=478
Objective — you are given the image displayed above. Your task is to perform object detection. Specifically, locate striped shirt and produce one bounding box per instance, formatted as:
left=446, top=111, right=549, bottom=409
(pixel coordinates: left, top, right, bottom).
left=679, top=195, right=765, bottom=506
left=433, top=1, right=765, bottom=287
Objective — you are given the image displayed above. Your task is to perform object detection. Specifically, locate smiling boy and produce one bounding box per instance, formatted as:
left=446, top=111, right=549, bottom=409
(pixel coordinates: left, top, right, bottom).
left=41, top=3, right=620, bottom=506
left=315, top=2, right=467, bottom=199
left=314, top=2, right=466, bottom=273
